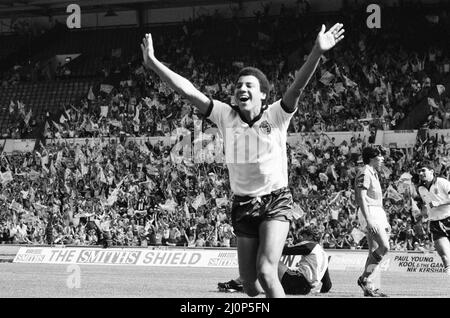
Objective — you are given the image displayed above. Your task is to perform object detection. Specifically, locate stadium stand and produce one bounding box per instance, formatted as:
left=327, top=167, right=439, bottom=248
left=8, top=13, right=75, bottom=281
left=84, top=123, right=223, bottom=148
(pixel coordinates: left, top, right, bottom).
left=0, top=1, right=449, bottom=252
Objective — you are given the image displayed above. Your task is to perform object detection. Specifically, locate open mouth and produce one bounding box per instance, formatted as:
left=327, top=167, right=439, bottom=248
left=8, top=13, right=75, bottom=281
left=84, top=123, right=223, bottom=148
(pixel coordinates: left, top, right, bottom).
left=239, top=96, right=250, bottom=102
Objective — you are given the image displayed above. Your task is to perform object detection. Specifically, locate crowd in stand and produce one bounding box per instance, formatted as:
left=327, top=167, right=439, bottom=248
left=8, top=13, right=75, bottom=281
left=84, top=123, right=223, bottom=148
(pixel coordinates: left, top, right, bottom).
left=0, top=137, right=234, bottom=248
left=0, top=126, right=449, bottom=250
left=1, top=3, right=450, bottom=250
left=2, top=2, right=450, bottom=141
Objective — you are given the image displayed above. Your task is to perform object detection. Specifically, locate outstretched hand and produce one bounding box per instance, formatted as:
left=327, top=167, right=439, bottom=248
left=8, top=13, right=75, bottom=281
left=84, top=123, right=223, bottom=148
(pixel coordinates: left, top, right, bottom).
left=315, top=23, right=345, bottom=53
left=141, top=33, right=155, bottom=66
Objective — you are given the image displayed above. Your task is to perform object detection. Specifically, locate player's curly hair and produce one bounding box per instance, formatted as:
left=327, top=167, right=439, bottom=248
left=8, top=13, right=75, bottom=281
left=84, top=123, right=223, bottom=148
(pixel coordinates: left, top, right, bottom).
left=417, top=160, right=435, bottom=171
left=362, top=146, right=385, bottom=164
left=237, top=67, right=271, bottom=98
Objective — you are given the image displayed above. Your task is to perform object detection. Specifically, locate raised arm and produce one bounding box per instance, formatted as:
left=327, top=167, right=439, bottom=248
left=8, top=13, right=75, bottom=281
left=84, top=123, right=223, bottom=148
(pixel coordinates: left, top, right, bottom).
left=140, top=33, right=211, bottom=115
left=283, top=23, right=345, bottom=111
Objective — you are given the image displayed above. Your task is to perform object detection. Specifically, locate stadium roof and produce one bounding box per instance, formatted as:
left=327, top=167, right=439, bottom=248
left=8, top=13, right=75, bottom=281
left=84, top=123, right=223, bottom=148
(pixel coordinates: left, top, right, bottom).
left=0, top=0, right=248, bottom=19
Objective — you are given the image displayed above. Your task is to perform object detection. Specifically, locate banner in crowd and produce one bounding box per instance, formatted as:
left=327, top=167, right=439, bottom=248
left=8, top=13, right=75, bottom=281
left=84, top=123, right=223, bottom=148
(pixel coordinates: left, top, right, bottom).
left=429, top=129, right=450, bottom=144
left=2, top=139, right=36, bottom=153
left=47, top=138, right=117, bottom=147
left=100, top=84, right=114, bottom=94
left=133, top=136, right=172, bottom=146
left=47, top=132, right=373, bottom=150
left=378, top=130, right=418, bottom=148
left=47, top=136, right=171, bottom=147
left=14, top=248, right=443, bottom=273
left=26, top=129, right=450, bottom=156
left=287, top=131, right=371, bottom=147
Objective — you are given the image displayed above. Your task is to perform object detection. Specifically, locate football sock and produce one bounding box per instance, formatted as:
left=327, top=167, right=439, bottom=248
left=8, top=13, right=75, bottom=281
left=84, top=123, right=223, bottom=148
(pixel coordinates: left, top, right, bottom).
left=362, top=251, right=382, bottom=279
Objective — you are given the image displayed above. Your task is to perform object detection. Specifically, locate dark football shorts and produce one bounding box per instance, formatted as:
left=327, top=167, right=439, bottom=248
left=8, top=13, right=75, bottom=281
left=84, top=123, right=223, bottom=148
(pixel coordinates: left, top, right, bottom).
left=430, top=216, right=450, bottom=241
left=281, top=268, right=312, bottom=295
left=231, top=187, right=293, bottom=238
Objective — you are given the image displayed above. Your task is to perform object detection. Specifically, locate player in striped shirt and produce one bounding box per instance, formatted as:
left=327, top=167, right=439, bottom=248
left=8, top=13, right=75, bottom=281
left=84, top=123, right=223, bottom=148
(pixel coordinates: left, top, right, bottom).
left=416, top=161, right=450, bottom=275
left=141, top=23, right=344, bottom=297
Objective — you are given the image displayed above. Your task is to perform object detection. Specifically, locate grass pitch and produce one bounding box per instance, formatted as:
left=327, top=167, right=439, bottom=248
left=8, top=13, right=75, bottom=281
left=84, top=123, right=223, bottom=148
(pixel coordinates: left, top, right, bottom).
left=0, top=263, right=449, bottom=298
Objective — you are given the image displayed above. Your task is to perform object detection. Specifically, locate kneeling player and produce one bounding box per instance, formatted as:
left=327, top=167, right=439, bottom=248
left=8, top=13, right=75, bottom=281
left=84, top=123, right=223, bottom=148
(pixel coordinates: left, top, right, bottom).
left=218, top=228, right=332, bottom=295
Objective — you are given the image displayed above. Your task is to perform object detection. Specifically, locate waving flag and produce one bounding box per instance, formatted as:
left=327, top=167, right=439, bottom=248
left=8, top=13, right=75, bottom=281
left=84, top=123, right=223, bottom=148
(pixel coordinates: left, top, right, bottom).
left=0, top=171, right=13, bottom=185
left=215, top=196, right=229, bottom=208
left=100, top=84, right=114, bottom=94
left=386, top=185, right=403, bottom=202
left=320, top=71, right=335, bottom=85
left=192, top=192, right=207, bottom=210
left=343, top=74, right=358, bottom=87
left=87, top=86, right=95, bottom=100
left=351, top=228, right=366, bottom=244
left=159, top=199, right=178, bottom=213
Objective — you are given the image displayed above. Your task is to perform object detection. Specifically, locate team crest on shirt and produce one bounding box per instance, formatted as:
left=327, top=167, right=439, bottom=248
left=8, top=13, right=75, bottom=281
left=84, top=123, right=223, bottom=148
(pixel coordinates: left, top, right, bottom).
left=259, top=121, right=272, bottom=135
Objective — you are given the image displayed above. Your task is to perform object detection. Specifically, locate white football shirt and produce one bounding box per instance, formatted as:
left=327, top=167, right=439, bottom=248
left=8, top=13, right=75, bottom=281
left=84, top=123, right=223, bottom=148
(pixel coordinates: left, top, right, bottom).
left=418, top=177, right=450, bottom=221
left=284, top=241, right=329, bottom=288
left=208, top=99, right=294, bottom=197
